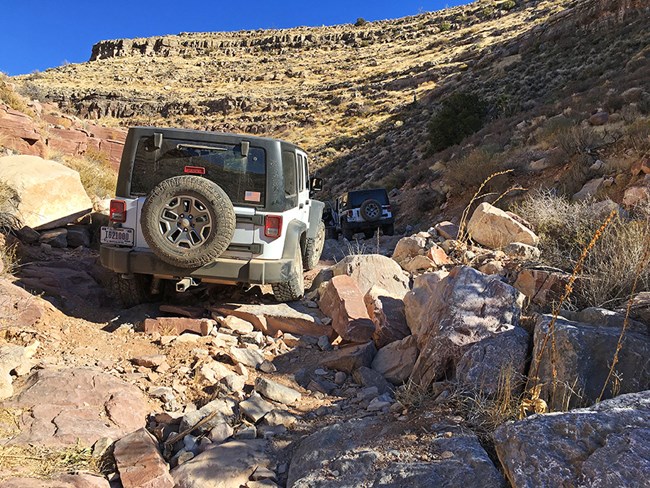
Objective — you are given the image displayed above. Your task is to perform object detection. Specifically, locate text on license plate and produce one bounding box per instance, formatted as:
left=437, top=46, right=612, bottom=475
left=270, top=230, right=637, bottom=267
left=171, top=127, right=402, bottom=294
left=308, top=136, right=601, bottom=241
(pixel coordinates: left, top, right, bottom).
left=101, top=227, right=134, bottom=245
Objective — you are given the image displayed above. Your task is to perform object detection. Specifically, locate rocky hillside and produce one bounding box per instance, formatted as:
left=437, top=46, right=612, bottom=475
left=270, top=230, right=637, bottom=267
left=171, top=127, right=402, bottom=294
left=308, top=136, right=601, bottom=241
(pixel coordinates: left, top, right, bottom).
left=13, top=0, right=650, bottom=229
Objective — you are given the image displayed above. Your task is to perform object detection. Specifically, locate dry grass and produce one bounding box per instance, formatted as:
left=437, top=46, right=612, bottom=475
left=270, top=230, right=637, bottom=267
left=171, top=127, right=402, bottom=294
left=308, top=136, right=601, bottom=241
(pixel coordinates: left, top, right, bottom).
left=0, top=181, right=21, bottom=232
left=0, top=75, right=34, bottom=117
left=514, top=190, right=650, bottom=308
left=395, top=378, right=440, bottom=409
left=58, top=153, right=117, bottom=199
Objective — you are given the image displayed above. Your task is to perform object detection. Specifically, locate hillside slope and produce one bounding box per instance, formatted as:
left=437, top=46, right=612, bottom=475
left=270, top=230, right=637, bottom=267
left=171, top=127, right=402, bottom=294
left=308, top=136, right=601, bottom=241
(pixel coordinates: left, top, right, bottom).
left=13, top=0, right=650, bottom=225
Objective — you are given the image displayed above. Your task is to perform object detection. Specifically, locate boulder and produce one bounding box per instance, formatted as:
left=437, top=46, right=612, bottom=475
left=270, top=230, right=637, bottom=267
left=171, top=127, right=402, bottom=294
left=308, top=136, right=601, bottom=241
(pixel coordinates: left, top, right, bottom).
left=572, top=177, right=604, bottom=202
left=588, top=111, right=609, bottom=126
left=0, top=155, right=92, bottom=230
left=530, top=315, right=650, bottom=410
left=332, top=254, right=409, bottom=298
left=434, top=221, right=459, bottom=240
left=0, top=342, right=39, bottom=399
left=213, top=303, right=333, bottom=338
left=352, top=366, right=394, bottom=395
left=561, top=307, right=648, bottom=334
left=513, top=268, right=570, bottom=308
left=321, top=342, right=377, bottom=374
left=401, top=254, right=435, bottom=273
left=455, top=327, right=530, bottom=397
left=364, top=286, right=410, bottom=348
left=240, top=393, right=275, bottom=423
left=391, top=235, right=428, bottom=265
left=494, top=391, right=650, bottom=488
left=406, top=266, right=524, bottom=388
left=39, top=228, right=68, bottom=248
left=466, top=203, right=539, bottom=249
left=371, top=335, right=419, bottom=385
left=288, top=418, right=506, bottom=487
left=622, top=185, right=650, bottom=208
left=5, top=368, right=147, bottom=447
left=319, top=275, right=375, bottom=343
left=255, top=377, right=302, bottom=405
left=228, top=347, right=265, bottom=369
left=172, top=440, right=270, bottom=488
left=502, top=242, right=541, bottom=261
left=426, top=243, right=453, bottom=266
left=114, top=428, right=174, bottom=488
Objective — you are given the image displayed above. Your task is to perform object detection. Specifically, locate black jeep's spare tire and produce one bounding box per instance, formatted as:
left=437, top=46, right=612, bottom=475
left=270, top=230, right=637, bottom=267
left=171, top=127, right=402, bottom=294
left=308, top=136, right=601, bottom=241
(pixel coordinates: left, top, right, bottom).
left=360, top=199, right=382, bottom=222
left=141, top=176, right=236, bottom=268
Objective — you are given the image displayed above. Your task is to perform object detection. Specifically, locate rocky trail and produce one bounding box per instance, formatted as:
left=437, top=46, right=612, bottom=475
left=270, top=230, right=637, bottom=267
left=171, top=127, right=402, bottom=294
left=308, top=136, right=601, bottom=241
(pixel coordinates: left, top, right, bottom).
left=0, top=188, right=649, bottom=487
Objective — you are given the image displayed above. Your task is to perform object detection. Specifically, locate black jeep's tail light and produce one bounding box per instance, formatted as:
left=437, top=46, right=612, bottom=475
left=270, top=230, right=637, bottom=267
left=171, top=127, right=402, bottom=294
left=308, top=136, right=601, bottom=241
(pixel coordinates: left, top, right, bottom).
left=264, top=215, right=283, bottom=238
left=109, top=199, right=127, bottom=223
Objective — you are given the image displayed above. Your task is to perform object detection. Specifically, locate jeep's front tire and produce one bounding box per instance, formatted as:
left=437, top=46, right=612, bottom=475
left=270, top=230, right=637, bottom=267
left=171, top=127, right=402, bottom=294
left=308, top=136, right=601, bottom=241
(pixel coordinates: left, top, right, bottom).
left=272, top=243, right=304, bottom=302
left=141, top=176, right=236, bottom=268
left=304, top=221, right=325, bottom=270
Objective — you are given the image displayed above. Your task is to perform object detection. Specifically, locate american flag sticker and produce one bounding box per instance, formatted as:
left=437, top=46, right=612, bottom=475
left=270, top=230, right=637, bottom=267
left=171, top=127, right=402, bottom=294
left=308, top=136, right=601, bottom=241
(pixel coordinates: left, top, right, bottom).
left=244, top=191, right=261, bottom=202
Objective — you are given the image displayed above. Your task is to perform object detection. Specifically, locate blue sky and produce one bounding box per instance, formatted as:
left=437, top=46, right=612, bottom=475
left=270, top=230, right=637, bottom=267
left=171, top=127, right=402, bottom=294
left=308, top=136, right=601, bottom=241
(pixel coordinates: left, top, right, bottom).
left=0, top=0, right=468, bottom=76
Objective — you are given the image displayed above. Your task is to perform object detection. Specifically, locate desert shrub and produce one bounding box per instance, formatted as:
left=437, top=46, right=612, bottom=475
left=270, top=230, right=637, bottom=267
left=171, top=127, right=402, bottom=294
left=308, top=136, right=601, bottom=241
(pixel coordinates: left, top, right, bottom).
left=439, top=21, right=452, bottom=32
left=381, top=168, right=408, bottom=191
left=500, top=0, right=517, bottom=11
left=623, top=119, right=650, bottom=152
left=556, top=126, right=605, bottom=156
left=514, top=190, right=650, bottom=308
left=354, top=18, right=367, bottom=27
left=448, top=148, right=505, bottom=188
left=428, top=92, right=488, bottom=152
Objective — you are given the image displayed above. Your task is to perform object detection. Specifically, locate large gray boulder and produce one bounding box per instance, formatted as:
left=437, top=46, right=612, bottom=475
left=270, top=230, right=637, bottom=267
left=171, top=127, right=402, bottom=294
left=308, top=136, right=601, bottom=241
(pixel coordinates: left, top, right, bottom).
left=406, top=266, right=524, bottom=388
left=531, top=314, right=650, bottom=410
left=0, top=155, right=92, bottom=230
left=288, top=418, right=506, bottom=487
left=371, top=335, right=419, bottom=385
left=455, top=327, right=530, bottom=397
left=494, top=391, right=650, bottom=488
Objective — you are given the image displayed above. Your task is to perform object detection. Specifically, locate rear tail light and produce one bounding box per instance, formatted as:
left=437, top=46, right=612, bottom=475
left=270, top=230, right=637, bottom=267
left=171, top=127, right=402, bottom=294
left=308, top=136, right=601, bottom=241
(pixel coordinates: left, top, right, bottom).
left=264, top=215, right=283, bottom=238
left=109, top=199, right=127, bottom=223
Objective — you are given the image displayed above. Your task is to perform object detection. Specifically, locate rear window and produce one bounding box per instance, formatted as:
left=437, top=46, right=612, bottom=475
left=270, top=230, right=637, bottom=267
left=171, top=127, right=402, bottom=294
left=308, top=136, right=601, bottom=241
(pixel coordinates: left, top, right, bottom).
left=347, top=189, right=389, bottom=208
left=131, top=137, right=266, bottom=206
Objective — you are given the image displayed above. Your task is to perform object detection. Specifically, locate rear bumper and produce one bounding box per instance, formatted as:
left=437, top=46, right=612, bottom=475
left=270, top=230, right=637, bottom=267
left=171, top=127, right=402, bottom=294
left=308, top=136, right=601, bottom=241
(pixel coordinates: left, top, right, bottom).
left=342, top=218, right=394, bottom=231
left=100, top=246, right=294, bottom=284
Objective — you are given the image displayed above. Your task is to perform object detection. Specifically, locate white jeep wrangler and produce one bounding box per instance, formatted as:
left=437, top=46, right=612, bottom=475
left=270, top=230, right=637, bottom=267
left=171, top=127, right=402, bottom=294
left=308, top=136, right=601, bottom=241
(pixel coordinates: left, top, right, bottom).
left=100, top=127, right=325, bottom=306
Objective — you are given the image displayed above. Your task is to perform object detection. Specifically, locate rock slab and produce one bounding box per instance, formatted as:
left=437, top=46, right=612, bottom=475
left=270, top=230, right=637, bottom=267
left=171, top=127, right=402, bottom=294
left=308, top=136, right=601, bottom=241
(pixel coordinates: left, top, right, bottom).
left=494, top=391, right=650, bottom=488
left=114, top=428, right=174, bottom=488
left=5, top=368, right=147, bottom=447
left=531, top=314, right=650, bottom=409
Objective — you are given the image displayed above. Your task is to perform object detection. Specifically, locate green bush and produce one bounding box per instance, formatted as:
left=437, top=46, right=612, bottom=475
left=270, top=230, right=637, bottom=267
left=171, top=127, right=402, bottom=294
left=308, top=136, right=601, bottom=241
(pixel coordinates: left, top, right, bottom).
left=500, top=1, right=517, bottom=11
left=428, top=93, right=488, bottom=152
left=355, top=18, right=367, bottom=27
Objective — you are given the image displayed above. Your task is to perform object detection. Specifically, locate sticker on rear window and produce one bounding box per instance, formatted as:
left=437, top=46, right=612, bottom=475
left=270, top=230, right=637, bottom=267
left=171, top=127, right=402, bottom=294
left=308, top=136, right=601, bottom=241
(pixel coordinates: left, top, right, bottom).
left=184, top=166, right=206, bottom=175
left=245, top=191, right=261, bottom=202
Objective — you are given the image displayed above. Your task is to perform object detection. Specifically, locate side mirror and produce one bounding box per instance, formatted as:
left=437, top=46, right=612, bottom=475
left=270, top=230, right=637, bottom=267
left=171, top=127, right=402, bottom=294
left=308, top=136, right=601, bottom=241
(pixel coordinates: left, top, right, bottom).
left=310, top=177, right=323, bottom=192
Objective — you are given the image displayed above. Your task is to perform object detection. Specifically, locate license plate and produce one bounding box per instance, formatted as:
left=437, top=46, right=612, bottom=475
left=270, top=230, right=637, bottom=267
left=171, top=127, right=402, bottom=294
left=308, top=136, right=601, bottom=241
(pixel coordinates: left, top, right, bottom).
left=101, top=226, right=134, bottom=246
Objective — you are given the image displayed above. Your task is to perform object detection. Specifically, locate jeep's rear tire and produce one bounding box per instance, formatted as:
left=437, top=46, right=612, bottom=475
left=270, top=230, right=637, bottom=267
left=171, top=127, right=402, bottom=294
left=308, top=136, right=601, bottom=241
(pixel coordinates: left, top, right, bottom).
left=304, top=221, right=325, bottom=271
left=113, top=273, right=152, bottom=308
left=272, top=243, right=304, bottom=302
left=360, top=199, right=382, bottom=221
left=141, top=176, right=236, bottom=268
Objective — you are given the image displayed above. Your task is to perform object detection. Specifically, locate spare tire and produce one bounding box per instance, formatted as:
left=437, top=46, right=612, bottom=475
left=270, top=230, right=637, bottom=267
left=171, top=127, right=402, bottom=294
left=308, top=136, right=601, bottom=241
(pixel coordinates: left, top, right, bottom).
left=141, top=176, right=236, bottom=268
left=360, top=199, right=382, bottom=222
